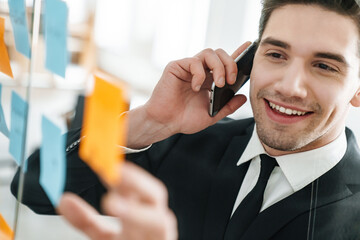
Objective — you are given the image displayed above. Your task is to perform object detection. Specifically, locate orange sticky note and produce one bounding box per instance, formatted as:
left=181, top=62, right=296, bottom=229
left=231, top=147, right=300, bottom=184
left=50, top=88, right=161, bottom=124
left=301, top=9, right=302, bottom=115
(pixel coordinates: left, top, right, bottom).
left=0, top=213, right=13, bottom=240
left=79, top=74, right=128, bottom=185
left=0, top=17, right=13, bottom=78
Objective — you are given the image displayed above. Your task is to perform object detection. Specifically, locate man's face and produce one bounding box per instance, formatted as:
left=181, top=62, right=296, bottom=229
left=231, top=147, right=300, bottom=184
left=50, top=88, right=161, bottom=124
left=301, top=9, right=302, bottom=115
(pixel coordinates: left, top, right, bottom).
left=250, top=4, right=360, bottom=156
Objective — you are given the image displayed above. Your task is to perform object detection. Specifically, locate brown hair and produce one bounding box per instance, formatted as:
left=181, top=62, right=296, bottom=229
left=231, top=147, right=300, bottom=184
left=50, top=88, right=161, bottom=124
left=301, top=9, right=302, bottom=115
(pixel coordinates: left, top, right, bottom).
left=258, top=0, right=360, bottom=40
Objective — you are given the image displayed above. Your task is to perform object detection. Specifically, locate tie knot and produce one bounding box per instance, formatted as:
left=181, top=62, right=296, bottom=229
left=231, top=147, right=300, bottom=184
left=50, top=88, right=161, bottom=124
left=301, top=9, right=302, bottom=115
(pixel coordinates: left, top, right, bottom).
left=259, top=154, right=278, bottom=180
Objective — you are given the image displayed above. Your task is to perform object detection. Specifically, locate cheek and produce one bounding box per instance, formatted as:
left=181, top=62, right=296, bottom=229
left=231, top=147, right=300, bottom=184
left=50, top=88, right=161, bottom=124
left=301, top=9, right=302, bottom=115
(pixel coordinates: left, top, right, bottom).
left=313, top=82, right=350, bottom=122
left=314, top=83, right=334, bottom=106
left=250, top=60, right=281, bottom=96
left=315, top=77, right=352, bottom=106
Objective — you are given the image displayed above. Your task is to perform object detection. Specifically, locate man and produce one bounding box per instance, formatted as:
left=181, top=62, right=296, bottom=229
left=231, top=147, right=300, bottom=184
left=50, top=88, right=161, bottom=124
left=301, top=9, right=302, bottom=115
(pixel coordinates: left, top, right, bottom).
left=11, top=0, right=360, bottom=239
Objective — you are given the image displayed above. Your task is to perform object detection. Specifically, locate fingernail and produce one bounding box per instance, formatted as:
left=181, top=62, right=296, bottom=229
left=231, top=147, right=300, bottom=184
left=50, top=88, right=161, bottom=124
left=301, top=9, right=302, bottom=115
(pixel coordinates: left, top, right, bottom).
left=194, top=85, right=201, bottom=91
left=218, top=77, right=225, bottom=86
left=231, top=73, right=237, bottom=84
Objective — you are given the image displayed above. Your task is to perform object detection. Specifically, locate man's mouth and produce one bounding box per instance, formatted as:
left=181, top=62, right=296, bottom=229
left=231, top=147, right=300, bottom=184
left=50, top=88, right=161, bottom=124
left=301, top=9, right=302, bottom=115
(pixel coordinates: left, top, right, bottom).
left=268, top=101, right=307, bottom=116
left=264, top=99, right=313, bottom=124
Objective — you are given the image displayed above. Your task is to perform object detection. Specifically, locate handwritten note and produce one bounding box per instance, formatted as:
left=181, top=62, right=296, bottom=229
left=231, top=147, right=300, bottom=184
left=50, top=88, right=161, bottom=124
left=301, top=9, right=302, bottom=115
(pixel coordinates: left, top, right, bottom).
left=44, top=0, right=68, bottom=78
left=9, top=91, right=28, bottom=167
left=8, top=0, right=31, bottom=58
left=40, top=116, right=66, bottom=206
left=79, top=74, right=128, bottom=185
left=0, top=213, right=13, bottom=240
left=0, top=84, right=10, bottom=138
left=0, top=18, right=13, bottom=78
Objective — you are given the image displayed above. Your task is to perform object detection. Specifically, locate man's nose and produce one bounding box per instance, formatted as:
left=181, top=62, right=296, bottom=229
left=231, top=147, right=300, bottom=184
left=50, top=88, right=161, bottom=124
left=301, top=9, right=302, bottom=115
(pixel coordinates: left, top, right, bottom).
left=273, top=60, right=308, bottom=99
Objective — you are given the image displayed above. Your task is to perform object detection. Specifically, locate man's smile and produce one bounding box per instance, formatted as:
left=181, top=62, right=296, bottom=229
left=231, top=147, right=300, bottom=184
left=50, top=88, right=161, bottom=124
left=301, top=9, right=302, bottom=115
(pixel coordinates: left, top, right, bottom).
left=264, top=99, right=313, bottom=124
left=268, top=100, right=307, bottom=116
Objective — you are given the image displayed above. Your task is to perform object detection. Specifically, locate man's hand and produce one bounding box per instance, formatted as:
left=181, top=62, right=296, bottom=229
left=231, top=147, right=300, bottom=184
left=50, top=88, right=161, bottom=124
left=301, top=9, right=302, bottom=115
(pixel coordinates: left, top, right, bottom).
left=57, top=162, right=178, bottom=240
left=127, top=42, right=250, bottom=149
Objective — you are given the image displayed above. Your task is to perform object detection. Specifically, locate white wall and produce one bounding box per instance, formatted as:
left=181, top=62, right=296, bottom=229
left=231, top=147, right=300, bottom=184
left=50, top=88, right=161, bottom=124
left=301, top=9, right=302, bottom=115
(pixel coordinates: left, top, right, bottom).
left=95, top=0, right=261, bottom=107
left=94, top=0, right=360, bottom=141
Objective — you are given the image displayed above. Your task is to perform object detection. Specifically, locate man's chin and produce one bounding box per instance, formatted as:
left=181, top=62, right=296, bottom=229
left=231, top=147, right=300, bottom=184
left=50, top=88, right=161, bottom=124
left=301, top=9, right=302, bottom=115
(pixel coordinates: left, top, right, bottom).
left=257, top=128, right=310, bottom=153
left=262, top=138, right=302, bottom=152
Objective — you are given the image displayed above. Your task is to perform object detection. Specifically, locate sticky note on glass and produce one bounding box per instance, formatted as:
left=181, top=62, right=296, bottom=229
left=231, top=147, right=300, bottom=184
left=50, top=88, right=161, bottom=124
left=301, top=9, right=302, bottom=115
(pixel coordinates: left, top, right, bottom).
left=0, top=18, right=13, bottom=78
left=9, top=91, right=28, bottom=167
left=40, top=116, right=66, bottom=207
left=8, top=0, right=31, bottom=58
left=79, top=74, right=128, bottom=185
left=44, top=0, right=68, bottom=78
left=0, top=84, right=10, bottom=138
left=0, top=213, right=13, bottom=240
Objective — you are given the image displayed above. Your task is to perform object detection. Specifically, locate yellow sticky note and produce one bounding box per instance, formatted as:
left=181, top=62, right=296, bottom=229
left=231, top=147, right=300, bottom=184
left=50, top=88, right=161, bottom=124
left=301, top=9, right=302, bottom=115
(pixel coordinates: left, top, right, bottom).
left=0, top=17, right=14, bottom=78
left=0, top=213, right=13, bottom=240
left=79, top=74, right=128, bottom=185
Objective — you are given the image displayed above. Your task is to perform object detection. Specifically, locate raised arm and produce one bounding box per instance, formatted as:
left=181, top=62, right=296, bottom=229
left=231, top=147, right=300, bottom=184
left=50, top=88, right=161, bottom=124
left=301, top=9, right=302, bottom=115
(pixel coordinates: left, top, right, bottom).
left=126, top=42, right=250, bottom=149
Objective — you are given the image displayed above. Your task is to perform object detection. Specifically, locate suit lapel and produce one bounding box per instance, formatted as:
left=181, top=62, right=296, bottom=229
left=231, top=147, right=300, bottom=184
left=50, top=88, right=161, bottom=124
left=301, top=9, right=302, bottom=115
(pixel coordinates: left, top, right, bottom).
left=202, top=125, right=360, bottom=240
left=240, top=147, right=354, bottom=240
left=202, top=124, right=254, bottom=240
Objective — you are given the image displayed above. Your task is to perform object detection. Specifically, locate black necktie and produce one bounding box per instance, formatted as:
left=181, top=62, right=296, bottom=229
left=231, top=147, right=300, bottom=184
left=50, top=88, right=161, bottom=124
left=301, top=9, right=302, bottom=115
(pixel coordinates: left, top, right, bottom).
left=224, top=154, right=278, bottom=239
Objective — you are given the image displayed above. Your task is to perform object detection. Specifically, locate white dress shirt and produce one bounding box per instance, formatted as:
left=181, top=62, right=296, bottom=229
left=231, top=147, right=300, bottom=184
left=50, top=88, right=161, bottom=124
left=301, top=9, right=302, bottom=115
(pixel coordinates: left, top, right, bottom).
left=231, top=125, right=347, bottom=216
left=119, top=144, right=152, bottom=153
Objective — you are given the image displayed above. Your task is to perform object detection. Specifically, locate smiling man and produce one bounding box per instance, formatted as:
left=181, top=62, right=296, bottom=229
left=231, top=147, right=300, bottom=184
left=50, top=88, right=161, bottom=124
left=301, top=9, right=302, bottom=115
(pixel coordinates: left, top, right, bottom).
left=251, top=4, right=360, bottom=155
left=252, top=4, right=360, bottom=155
left=11, top=0, right=360, bottom=239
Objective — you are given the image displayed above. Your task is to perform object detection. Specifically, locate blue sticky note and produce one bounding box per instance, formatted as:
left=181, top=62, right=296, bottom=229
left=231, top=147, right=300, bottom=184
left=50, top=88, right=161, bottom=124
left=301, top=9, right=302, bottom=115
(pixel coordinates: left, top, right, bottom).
left=40, top=116, right=66, bottom=207
left=8, top=0, right=31, bottom=58
left=9, top=91, right=28, bottom=167
left=44, top=0, right=68, bottom=78
left=0, top=84, right=10, bottom=138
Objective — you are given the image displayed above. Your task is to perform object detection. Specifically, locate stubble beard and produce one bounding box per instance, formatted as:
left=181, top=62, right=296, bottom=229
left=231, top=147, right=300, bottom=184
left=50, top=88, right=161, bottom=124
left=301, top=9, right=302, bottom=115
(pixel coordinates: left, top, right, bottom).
left=252, top=91, right=322, bottom=152
left=255, top=118, right=318, bottom=152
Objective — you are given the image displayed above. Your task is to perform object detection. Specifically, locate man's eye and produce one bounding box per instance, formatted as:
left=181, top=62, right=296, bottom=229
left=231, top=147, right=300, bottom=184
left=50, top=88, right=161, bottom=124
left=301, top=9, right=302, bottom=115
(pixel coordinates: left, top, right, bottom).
left=266, top=52, right=284, bottom=59
left=315, top=63, right=337, bottom=72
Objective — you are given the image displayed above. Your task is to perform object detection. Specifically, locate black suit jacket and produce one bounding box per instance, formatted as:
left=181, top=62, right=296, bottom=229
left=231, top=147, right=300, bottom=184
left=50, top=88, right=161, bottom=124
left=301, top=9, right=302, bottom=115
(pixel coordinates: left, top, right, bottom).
left=11, top=118, right=360, bottom=239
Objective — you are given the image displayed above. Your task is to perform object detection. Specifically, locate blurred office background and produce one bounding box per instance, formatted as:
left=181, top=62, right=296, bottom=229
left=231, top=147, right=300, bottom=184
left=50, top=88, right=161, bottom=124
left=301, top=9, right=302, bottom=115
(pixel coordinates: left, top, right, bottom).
left=0, top=0, right=359, bottom=239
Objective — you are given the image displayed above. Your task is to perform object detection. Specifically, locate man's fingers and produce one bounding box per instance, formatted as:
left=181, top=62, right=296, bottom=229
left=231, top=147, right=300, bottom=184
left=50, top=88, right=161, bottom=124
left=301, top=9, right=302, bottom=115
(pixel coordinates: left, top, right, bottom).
left=167, top=58, right=206, bottom=92
left=165, top=42, right=252, bottom=93
left=116, top=162, right=169, bottom=207
left=231, top=41, right=252, bottom=59
left=101, top=162, right=178, bottom=240
left=57, top=193, right=120, bottom=240
left=215, top=48, right=238, bottom=85
left=195, top=49, right=226, bottom=88
left=102, top=192, right=178, bottom=240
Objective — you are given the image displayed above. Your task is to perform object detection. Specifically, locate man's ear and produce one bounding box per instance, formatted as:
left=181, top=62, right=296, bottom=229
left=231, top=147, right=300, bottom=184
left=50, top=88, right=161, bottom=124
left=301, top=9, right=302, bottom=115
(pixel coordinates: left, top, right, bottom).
left=350, top=87, right=360, bottom=107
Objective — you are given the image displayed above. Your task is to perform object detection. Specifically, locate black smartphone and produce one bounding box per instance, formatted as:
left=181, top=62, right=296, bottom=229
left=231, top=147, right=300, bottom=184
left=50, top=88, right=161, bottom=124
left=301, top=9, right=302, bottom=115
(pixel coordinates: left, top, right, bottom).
left=209, top=41, right=258, bottom=117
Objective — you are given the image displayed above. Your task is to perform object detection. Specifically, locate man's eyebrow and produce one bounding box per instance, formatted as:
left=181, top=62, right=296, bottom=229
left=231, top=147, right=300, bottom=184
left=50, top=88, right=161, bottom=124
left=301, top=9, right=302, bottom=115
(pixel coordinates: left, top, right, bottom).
left=314, top=52, right=349, bottom=67
left=260, top=37, right=290, bottom=49
left=260, top=37, right=350, bottom=67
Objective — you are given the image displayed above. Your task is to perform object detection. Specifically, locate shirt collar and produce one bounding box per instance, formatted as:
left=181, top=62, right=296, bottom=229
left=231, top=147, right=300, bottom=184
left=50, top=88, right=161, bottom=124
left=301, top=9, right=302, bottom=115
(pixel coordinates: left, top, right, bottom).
left=237, top=125, right=347, bottom=192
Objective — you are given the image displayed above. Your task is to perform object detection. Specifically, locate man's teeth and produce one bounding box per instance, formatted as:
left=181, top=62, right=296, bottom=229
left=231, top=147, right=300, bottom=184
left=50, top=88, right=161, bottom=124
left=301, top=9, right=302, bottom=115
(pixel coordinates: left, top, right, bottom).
left=269, top=102, right=306, bottom=116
